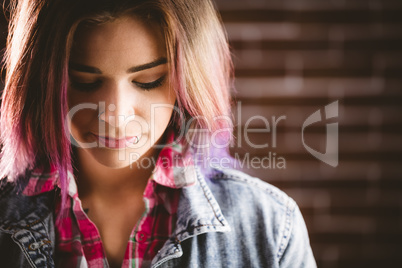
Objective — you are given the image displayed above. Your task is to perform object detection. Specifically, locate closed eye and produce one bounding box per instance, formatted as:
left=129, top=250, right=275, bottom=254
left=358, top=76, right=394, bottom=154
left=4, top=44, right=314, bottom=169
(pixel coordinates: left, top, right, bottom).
left=69, top=75, right=167, bottom=92
left=70, top=80, right=102, bottom=92
left=133, top=75, right=166, bottom=91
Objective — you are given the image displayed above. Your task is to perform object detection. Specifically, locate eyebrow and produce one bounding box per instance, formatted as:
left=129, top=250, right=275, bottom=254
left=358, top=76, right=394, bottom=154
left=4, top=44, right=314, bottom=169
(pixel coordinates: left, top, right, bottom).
left=127, top=57, right=167, bottom=73
left=68, top=57, right=167, bottom=74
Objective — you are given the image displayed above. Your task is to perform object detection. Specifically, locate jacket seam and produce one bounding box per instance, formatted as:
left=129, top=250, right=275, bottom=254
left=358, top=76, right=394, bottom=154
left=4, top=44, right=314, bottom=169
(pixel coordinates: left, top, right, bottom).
left=211, top=171, right=290, bottom=207
left=277, top=199, right=296, bottom=262
left=173, top=223, right=226, bottom=241
left=195, top=168, right=226, bottom=227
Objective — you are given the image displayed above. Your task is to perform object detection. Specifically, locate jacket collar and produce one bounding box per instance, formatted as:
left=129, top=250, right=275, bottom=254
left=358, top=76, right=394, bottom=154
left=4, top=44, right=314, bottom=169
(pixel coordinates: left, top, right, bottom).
left=0, top=177, right=56, bottom=232
left=151, top=165, right=231, bottom=267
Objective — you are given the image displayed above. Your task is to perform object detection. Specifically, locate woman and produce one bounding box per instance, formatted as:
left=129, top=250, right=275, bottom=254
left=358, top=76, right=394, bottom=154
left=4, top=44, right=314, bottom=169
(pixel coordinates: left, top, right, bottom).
left=0, top=0, right=316, bottom=267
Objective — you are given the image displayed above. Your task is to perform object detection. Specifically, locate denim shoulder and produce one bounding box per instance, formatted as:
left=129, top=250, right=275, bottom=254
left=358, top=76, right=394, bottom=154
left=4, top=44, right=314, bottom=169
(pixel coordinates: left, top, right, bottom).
left=0, top=178, right=56, bottom=267
left=205, top=167, right=317, bottom=268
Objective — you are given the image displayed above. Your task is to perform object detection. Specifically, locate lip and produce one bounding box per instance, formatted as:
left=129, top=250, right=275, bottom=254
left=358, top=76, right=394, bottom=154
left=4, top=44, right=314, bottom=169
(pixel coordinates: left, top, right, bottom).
left=93, top=134, right=141, bottom=149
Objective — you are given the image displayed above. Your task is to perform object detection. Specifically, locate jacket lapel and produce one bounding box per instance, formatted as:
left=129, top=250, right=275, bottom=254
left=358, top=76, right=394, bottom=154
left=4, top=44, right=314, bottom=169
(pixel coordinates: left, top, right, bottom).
left=151, top=166, right=231, bottom=267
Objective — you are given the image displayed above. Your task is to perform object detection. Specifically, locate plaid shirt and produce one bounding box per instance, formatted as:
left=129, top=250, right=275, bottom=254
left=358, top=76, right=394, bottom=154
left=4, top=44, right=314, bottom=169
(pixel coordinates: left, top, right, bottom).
left=22, top=131, right=195, bottom=268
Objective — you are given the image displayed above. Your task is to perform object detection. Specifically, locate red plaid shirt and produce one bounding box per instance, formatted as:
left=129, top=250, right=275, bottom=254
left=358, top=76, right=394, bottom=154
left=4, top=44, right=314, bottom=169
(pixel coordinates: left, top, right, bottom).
left=22, top=131, right=195, bottom=268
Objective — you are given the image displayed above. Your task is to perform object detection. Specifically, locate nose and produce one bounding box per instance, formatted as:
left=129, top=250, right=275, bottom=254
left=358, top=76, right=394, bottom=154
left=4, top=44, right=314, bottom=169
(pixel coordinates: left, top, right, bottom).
left=98, top=82, right=135, bottom=128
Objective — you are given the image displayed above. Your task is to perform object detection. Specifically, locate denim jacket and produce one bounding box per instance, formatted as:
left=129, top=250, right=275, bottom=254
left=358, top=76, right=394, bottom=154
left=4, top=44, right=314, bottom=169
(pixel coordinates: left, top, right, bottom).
left=0, top=166, right=316, bottom=267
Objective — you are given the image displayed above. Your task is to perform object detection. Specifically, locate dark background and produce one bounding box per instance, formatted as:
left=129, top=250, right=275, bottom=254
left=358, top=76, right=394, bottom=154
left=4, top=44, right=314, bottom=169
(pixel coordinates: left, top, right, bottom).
left=1, top=0, right=402, bottom=267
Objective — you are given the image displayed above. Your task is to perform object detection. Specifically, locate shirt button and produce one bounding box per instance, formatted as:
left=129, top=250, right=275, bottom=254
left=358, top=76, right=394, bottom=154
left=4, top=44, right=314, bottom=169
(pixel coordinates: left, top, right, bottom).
left=135, top=231, right=147, bottom=242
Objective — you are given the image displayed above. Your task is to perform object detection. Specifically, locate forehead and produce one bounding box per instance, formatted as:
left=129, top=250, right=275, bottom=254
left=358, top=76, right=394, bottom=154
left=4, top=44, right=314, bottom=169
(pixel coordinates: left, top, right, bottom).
left=70, top=16, right=166, bottom=68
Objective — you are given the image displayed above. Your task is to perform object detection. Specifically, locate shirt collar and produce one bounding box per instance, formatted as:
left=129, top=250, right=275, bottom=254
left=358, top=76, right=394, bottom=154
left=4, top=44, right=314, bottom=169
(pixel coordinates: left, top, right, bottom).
left=151, top=127, right=196, bottom=189
left=22, top=166, right=59, bottom=196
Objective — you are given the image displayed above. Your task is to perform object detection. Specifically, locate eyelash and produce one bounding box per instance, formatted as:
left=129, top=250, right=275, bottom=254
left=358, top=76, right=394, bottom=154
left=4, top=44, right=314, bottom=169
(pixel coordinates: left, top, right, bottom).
left=70, top=80, right=102, bottom=91
left=133, top=75, right=166, bottom=91
left=70, top=75, right=166, bottom=92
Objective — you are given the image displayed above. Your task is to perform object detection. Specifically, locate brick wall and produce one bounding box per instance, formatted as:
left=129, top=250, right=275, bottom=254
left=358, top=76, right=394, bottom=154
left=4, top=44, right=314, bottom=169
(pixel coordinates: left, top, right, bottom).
left=1, top=1, right=401, bottom=267
left=215, top=0, right=402, bottom=267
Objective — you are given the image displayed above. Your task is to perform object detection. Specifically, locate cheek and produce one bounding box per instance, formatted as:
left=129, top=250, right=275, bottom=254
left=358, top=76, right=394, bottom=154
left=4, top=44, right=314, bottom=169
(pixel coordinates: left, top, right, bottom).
left=144, top=89, right=176, bottom=135
left=68, top=88, right=86, bottom=107
left=68, top=90, right=97, bottom=135
left=69, top=109, right=97, bottom=144
left=71, top=109, right=96, bottom=127
left=154, top=106, right=174, bottom=128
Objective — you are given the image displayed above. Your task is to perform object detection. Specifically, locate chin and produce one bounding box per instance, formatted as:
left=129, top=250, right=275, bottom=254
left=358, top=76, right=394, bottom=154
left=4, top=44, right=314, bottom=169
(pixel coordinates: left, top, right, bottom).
left=88, top=147, right=148, bottom=169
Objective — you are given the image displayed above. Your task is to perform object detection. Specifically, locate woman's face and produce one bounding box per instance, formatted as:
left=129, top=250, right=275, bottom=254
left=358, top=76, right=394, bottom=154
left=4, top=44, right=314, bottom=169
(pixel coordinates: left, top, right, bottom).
left=67, top=15, right=176, bottom=169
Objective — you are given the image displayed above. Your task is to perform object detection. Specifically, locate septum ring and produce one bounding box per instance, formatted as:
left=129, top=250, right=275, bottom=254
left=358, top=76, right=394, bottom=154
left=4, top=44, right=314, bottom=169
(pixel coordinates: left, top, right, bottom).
left=132, top=135, right=141, bottom=144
